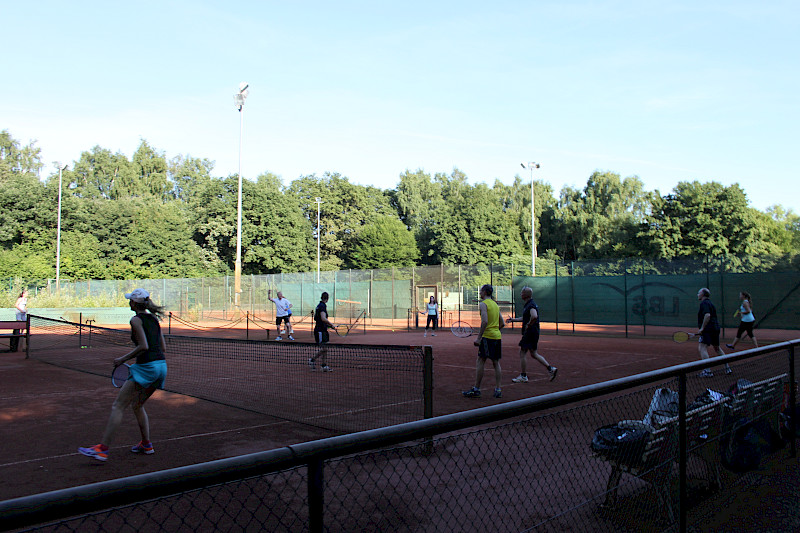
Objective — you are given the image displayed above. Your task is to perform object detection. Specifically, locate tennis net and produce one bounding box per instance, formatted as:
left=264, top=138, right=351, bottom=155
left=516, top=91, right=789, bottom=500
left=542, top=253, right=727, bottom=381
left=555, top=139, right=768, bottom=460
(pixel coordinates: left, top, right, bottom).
left=27, top=315, right=433, bottom=435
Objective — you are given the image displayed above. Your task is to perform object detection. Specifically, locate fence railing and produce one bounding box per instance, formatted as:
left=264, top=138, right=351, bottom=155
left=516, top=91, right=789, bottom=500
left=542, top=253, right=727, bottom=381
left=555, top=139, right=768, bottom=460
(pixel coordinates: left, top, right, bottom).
left=2, top=341, right=797, bottom=532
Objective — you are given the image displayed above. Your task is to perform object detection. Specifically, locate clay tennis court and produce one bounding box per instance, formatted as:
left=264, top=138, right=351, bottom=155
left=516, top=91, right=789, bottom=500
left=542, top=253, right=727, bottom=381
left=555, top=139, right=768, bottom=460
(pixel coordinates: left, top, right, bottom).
left=0, top=320, right=795, bottom=503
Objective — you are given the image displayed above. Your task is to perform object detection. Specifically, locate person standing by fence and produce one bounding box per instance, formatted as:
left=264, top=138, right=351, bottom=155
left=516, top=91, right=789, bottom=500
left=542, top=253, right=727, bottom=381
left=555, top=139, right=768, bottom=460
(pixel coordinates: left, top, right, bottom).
left=507, top=286, right=557, bottom=383
left=422, top=295, right=438, bottom=337
left=696, top=287, right=731, bottom=377
left=727, top=291, right=758, bottom=350
left=463, top=284, right=505, bottom=399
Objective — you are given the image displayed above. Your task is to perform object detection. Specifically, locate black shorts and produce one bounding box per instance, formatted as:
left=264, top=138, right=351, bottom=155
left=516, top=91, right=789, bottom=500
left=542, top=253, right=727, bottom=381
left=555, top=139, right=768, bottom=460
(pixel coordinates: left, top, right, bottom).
left=477, top=338, right=502, bottom=361
left=314, top=329, right=329, bottom=345
left=276, top=315, right=291, bottom=326
left=699, top=328, right=721, bottom=347
left=736, top=321, right=755, bottom=338
left=519, top=331, right=539, bottom=351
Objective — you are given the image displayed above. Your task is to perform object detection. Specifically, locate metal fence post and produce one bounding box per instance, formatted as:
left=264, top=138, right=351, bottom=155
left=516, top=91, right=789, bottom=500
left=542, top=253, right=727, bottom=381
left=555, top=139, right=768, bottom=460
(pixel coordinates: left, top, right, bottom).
left=678, top=372, right=688, bottom=532
left=308, top=458, right=324, bottom=533
left=790, top=344, right=797, bottom=458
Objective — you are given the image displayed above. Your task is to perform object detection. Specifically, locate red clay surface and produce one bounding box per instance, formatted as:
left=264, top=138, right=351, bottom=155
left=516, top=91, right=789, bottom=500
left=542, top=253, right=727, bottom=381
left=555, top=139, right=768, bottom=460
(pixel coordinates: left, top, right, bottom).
left=1, top=321, right=796, bottom=502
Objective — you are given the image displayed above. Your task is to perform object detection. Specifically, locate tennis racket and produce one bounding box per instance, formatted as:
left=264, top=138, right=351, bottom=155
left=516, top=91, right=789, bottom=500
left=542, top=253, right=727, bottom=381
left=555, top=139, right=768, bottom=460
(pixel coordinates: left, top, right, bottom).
left=112, top=363, right=131, bottom=387
left=333, top=324, right=350, bottom=337
left=451, top=321, right=473, bottom=338
left=672, top=331, right=696, bottom=343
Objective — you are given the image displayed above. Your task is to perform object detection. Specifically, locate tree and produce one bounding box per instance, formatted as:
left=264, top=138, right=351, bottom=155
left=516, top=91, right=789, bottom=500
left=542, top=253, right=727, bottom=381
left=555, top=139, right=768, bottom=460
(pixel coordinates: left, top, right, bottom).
left=288, top=172, right=396, bottom=270
left=240, top=173, right=314, bottom=274
left=641, top=181, right=762, bottom=258
left=394, top=169, right=445, bottom=263
left=350, top=215, right=420, bottom=268
left=558, top=171, right=651, bottom=260
left=69, top=146, right=135, bottom=200
left=0, top=130, right=43, bottom=176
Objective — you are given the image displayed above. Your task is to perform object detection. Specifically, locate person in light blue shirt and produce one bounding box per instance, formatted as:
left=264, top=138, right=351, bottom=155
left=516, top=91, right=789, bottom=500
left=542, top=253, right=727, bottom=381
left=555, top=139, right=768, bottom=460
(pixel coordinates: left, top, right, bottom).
left=727, top=291, right=758, bottom=350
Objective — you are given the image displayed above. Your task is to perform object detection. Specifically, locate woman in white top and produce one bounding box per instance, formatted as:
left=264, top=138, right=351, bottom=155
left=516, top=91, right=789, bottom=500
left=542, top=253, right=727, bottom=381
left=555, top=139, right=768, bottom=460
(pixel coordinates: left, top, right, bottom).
left=726, top=291, right=758, bottom=350
left=422, top=296, right=438, bottom=337
left=10, top=290, right=27, bottom=351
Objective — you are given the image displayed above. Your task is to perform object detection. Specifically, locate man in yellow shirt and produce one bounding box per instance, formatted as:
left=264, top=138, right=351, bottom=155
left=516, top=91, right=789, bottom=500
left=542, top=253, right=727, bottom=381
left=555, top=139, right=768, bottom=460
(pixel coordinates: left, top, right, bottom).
left=463, top=284, right=506, bottom=398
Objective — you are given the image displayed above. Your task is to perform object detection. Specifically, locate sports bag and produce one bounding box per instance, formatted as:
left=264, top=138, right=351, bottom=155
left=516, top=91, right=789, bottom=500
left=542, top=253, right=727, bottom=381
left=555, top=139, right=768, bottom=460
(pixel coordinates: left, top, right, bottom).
left=591, top=422, right=652, bottom=465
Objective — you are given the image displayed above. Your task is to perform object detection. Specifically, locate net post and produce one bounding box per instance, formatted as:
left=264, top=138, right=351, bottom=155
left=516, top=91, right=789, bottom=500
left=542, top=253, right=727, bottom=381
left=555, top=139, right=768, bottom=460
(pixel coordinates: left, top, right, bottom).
left=246, top=311, right=250, bottom=340
left=423, top=345, right=434, bottom=420
left=168, top=312, right=172, bottom=335
left=79, top=312, right=82, bottom=348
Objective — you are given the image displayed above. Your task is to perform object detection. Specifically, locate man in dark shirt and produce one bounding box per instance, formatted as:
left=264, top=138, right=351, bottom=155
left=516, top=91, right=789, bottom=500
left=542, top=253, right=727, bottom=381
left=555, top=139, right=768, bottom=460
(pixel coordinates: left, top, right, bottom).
left=507, top=286, right=557, bottom=383
left=309, top=292, right=335, bottom=372
left=696, top=287, right=730, bottom=377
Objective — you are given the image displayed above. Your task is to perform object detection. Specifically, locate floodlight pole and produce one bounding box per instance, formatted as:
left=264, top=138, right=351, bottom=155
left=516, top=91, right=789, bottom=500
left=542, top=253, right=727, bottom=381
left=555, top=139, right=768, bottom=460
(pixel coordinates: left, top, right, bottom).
left=56, top=164, right=68, bottom=293
left=521, top=162, right=540, bottom=276
left=233, top=83, right=249, bottom=309
left=315, top=197, right=323, bottom=283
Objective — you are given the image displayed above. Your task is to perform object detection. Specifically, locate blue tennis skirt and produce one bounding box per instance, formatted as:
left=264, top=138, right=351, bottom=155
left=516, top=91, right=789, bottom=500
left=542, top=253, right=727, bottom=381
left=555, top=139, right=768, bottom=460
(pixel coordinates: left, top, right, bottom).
left=129, top=360, right=167, bottom=389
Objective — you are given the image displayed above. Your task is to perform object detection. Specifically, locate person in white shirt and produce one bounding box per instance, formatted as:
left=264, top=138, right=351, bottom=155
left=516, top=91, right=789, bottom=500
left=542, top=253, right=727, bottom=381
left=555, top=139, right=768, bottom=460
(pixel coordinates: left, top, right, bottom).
left=270, top=290, right=294, bottom=340
left=421, top=295, right=439, bottom=337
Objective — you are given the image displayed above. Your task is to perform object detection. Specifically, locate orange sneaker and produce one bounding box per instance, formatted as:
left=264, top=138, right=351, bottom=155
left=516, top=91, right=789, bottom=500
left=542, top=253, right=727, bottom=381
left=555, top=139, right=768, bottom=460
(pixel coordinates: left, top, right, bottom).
left=78, top=444, right=108, bottom=461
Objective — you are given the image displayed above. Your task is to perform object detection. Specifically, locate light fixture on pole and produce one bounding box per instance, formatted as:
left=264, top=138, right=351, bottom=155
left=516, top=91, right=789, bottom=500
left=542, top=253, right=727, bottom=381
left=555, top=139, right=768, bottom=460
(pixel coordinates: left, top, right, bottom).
left=315, top=197, right=323, bottom=283
left=521, top=162, right=540, bottom=276
left=233, top=82, right=249, bottom=308
left=56, top=163, right=68, bottom=292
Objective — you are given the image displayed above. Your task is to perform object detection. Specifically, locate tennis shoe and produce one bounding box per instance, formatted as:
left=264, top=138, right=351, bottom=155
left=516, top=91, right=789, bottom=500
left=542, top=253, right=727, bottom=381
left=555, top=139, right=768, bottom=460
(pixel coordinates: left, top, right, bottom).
left=725, top=344, right=735, bottom=350
left=131, top=441, right=154, bottom=455
left=431, top=333, right=436, bottom=336
left=725, top=364, right=733, bottom=375
left=462, top=387, right=481, bottom=398
left=512, top=374, right=528, bottom=383
left=79, top=444, right=108, bottom=462
left=288, top=335, right=295, bottom=340
left=549, top=367, right=559, bottom=381
left=424, top=331, right=427, bottom=337
left=493, top=388, right=502, bottom=398
left=308, top=358, right=315, bottom=371
left=322, top=365, right=333, bottom=372
left=275, top=336, right=282, bottom=341
left=699, top=369, right=714, bottom=378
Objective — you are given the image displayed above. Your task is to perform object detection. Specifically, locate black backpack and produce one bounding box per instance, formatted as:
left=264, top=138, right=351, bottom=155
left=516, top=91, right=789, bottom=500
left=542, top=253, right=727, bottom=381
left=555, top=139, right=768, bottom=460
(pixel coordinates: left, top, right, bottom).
left=591, top=423, right=651, bottom=465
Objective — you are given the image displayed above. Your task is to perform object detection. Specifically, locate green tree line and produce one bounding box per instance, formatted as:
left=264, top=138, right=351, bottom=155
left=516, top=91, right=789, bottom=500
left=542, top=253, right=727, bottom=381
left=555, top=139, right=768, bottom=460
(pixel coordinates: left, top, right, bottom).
left=1, top=129, right=798, bottom=281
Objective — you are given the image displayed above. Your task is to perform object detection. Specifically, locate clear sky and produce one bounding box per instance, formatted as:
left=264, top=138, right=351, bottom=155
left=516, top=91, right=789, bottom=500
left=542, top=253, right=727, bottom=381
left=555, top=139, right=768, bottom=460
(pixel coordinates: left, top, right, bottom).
left=3, top=1, right=798, bottom=212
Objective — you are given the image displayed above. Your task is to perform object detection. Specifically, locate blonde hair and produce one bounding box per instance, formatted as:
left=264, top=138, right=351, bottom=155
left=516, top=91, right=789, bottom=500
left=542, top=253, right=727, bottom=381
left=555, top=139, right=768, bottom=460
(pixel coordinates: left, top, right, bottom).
left=131, top=298, right=166, bottom=320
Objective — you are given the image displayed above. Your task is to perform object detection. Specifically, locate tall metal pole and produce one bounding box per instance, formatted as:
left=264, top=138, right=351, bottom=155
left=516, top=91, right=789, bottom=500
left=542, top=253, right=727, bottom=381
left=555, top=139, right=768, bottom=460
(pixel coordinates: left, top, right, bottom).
left=56, top=164, right=67, bottom=292
left=522, top=162, right=539, bottom=276
left=235, top=104, right=243, bottom=307
left=316, top=197, right=322, bottom=283
left=233, top=83, right=249, bottom=309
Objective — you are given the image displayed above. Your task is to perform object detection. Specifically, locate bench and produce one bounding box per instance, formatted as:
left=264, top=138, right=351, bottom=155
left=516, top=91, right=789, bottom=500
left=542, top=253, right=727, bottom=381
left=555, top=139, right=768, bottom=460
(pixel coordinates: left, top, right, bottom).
left=599, top=396, right=730, bottom=521
left=0, top=316, right=30, bottom=356
left=726, top=374, right=787, bottom=432
left=599, top=374, right=789, bottom=519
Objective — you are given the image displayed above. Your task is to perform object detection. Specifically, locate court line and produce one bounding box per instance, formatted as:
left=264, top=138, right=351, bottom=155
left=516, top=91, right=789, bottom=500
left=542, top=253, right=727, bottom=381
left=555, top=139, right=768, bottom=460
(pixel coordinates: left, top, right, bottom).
left=0, top=421, right=298, bottom=468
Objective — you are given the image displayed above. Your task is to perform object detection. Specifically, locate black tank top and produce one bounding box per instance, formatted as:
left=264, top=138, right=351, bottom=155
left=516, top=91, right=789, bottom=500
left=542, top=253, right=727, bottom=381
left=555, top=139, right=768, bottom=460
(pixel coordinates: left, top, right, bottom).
left=132, top=312, right=165, bottom=364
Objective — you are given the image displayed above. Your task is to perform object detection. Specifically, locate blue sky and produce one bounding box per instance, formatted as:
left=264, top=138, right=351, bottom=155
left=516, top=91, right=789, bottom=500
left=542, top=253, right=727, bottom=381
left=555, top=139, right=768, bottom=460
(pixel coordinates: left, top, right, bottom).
left=3, top=1, right=798, bottom=212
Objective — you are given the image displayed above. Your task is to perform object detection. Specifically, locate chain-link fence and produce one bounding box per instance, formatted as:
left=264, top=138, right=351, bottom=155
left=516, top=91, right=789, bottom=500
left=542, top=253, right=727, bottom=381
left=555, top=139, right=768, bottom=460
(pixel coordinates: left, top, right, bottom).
left=25, top=256, right=800, bottom=333
left=3, top=342, right=797, bottom=532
